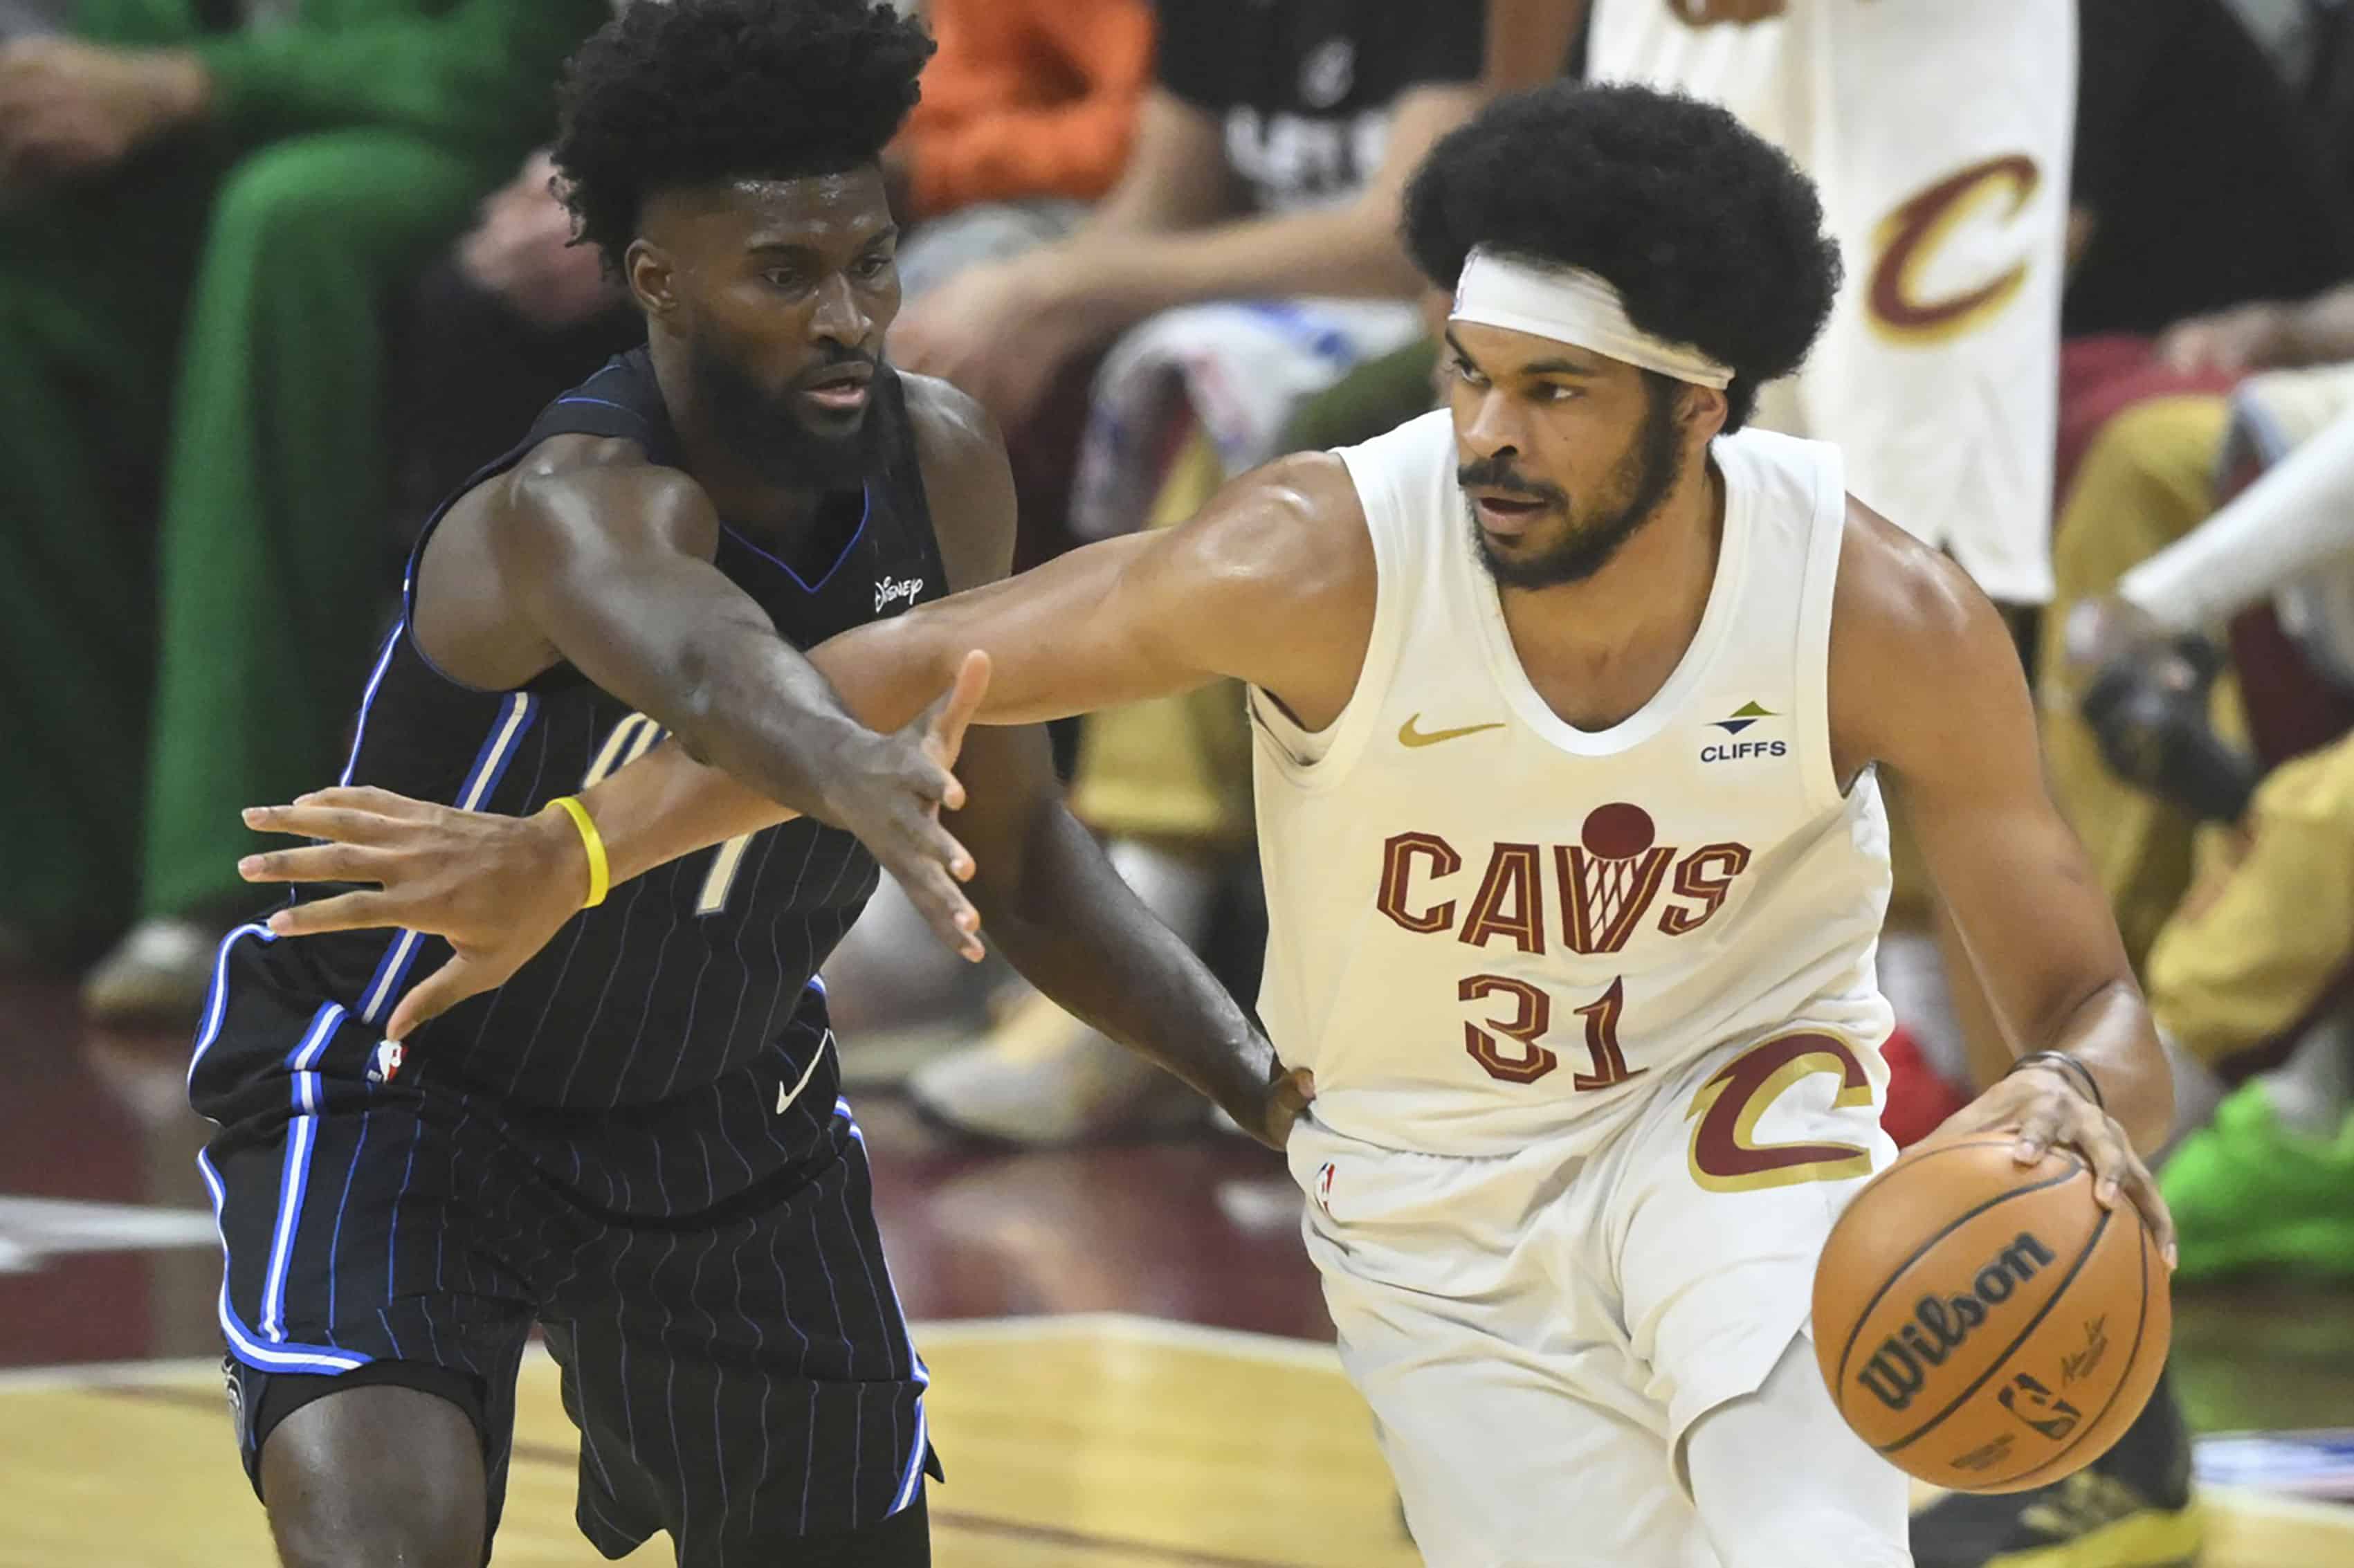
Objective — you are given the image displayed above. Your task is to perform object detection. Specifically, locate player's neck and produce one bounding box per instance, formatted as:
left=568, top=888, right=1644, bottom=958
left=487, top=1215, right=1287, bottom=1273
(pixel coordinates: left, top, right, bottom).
left=1495, top=458, right=1725, bottom=729
left=673, top=429, right=828, bottom=535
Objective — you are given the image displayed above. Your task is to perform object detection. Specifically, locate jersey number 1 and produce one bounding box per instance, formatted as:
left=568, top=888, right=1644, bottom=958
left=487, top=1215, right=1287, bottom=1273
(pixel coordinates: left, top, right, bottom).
left=583, top=713, right=753, bottom=915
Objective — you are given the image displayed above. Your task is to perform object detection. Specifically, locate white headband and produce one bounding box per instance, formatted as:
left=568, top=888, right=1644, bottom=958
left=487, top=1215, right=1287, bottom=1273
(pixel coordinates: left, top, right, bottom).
left=1449, top=246, right=1734, bottom=390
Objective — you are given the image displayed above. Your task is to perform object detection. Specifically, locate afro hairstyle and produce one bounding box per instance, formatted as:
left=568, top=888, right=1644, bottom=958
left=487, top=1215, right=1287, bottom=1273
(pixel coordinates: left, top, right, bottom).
left=1403, top=81, right=1841, bottom=432
left=553, top=0, right=936, bottom=278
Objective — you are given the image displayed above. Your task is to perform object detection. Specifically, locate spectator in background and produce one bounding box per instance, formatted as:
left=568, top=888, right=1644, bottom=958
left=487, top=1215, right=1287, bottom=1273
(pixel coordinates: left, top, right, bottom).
left=887, top=0, right=1484, bottom=1142
left=891, top=0, right=1480, bottom=462
left=2068, top=0, right=2354, bottom=343
left=2048, top=392, right=2354, bottom=1293
left=387, top=0, right=1154, bottom=547
left=1995, top=0, right=2354, bottom=985
left=2064, top=387, right=2354, bottom=1283
left=885, top=0, right=1152, bottom=299
left=385, top=149, right=639, bottom=541
left=0, top=0, right=608, bottom=1017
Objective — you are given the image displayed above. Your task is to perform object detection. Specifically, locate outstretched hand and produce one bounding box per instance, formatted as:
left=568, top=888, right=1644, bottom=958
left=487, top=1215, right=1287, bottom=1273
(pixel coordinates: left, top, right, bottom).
left=239, top=785, right=587, bottom=1041
left=816, top=650, right=993, bottom=961
left=239, top=653, right=998, bottom=1042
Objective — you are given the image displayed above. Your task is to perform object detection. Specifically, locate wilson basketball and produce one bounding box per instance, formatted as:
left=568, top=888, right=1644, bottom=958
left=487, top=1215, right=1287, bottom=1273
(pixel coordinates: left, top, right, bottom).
left=1812, top=1136, right=2170, bottom=1493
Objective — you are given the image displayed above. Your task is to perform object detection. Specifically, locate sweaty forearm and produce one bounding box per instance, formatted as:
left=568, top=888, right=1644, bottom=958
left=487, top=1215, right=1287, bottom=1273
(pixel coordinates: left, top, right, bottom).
left=652, top=627, right=881, bottom=823
left=2034, top=983, right=2175, bottom=1153
left=567, top=623, right=970, bottom=894
left=977, top=800, right=1275, bottom=1113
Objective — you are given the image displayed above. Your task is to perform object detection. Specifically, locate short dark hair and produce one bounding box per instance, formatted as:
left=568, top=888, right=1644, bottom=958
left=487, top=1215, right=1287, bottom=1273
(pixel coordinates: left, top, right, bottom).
left=553, top=0, right=936, bottom=277
left=1403, top=82, right=1841, bottom=432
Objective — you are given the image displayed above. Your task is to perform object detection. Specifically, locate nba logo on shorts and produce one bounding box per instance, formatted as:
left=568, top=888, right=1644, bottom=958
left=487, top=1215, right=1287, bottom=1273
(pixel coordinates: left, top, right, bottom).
left=1314, top=1161, right=1337, bottom=1214
left=220, top=1354, right=245, bottom=1438
left=367, top=1039, right=405, bottom=1085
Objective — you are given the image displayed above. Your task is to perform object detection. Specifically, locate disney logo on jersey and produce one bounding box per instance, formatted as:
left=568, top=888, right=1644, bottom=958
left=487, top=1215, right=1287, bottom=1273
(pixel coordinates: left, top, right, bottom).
left=1703, top=700, right=1787, bottom=764
left=1378, top=802, right=1753, bottom=957
left=874, top=574, right=924, bottom=614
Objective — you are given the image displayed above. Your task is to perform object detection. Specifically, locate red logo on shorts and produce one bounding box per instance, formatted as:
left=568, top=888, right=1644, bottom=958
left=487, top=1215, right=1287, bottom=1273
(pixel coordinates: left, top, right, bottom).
left=1314, top=1161, right=1336, bottom=1214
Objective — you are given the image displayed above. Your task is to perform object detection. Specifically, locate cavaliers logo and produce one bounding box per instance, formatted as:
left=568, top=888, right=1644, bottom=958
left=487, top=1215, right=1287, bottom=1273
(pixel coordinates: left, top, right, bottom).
left=1868, top=154, right=2042, bottom=345
left=1686, top=1032, right=1875, bottom=1193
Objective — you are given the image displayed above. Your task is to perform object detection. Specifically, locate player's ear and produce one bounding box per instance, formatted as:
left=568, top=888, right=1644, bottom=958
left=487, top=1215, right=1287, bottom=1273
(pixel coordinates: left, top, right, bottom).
left=626, top=238, right=679, bottom=319
left=1680, top=382, right=1731, bottom=444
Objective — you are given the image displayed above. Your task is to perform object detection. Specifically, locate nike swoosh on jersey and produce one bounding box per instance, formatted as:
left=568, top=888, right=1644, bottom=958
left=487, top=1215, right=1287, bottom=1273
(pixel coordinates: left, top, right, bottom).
left=1398, top=715, right=1507, bottom=748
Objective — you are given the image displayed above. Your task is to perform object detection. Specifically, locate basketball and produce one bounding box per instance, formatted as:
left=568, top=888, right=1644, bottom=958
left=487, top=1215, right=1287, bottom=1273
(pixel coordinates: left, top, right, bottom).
left=1812, top=1136, right=2171, bottom=1494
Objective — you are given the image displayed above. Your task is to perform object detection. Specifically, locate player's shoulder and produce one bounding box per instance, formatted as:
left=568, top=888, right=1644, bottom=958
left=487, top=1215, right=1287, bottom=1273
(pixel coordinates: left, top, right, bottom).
left=895, top=370, right=1019, bottom=589
left=895, top=368, right=999, bottom=464
left=1827, top=495, right=2023, bottom=761
left=1831, top=495, right=1993, bottom=657
left=498, top=429, right=683, bottom=506
left=1176, top=449, right=1371, bottom=597
left=468, top=428, right=720, bottom=565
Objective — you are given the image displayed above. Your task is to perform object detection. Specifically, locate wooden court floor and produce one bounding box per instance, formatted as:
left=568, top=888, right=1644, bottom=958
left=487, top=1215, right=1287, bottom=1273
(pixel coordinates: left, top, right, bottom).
left=5, top=1313, right=2353, bottom=1568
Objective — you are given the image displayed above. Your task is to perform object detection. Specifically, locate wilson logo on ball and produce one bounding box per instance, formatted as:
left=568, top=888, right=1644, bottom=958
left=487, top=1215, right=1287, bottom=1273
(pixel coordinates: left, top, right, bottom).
left=1855, top=1232, right=2057, bottom=1412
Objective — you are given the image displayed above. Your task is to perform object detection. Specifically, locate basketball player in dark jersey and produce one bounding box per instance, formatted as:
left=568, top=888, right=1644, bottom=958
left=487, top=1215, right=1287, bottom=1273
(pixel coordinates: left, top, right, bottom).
left=194, top=4, right=1311, bottom=1565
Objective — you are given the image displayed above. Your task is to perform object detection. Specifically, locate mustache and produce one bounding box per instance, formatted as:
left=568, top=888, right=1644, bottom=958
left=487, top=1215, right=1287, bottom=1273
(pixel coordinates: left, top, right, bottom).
left=792, top=347, right=879, bottom=390
left=1456, top=455, right=1567, bottom=507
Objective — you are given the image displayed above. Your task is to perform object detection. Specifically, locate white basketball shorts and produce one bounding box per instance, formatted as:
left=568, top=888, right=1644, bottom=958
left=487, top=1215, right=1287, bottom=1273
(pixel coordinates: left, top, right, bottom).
left=1286, top=1023, right=1908, bottom=1567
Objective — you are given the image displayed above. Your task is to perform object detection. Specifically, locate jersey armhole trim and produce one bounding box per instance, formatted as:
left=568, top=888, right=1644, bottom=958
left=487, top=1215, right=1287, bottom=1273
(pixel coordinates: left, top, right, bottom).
left=1248, top=448, right=1404, bottom=792
left=1796, top=462, right=1848, bottom=818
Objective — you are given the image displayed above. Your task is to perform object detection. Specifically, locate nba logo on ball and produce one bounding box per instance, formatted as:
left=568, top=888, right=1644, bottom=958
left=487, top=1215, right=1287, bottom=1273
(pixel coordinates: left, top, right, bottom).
left=367, top=1040, right=405, bottom=1085
left=1314, top=1162, right=1337, bottom=1214
left=1814, top=1138, right=2171, bottom=1494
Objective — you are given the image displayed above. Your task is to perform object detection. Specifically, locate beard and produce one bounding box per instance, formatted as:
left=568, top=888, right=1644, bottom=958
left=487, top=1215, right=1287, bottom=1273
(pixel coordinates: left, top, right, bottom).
left=1461, top=379, right=1685, bottom=591
left=688, top=337, right=886, bottom=493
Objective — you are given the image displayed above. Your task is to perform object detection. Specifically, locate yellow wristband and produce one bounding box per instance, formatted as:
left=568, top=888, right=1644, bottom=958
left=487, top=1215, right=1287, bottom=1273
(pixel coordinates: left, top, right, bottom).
left=548, top=795, right=610, bottom=909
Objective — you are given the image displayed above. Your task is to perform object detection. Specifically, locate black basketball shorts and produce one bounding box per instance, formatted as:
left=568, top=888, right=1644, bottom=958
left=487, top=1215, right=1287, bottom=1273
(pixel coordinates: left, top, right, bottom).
left=190, top=930, right=940, bottom=1565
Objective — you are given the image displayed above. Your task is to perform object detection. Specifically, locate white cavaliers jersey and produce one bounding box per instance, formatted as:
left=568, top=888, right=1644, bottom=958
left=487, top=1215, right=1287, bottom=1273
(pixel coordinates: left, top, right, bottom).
left=1250, top=410, right=1895, bottom=1158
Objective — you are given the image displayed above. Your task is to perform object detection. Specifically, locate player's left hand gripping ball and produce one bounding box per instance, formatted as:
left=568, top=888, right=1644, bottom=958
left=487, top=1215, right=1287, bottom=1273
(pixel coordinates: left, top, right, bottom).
left=1935, top=1059, right=2178, bottom=1270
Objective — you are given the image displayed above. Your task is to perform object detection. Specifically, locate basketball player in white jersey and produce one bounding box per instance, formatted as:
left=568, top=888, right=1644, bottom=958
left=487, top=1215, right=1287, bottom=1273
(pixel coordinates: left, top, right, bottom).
left=241, top=85, right=2173, bottom=1566
left=1488, top=0, right=2072, bottom=608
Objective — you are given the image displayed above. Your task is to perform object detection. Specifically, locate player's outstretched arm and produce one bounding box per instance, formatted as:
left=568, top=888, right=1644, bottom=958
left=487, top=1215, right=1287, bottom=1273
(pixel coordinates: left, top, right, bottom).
left=246, top=388, right=1368, bottom=1104
left=471, top=444, right=986, bottom=951
left=1830, top=503, right=2177, bottom=1262
left=238, top=659, right=989, bottom=1041
left=530, top=433, right=1374, bottom=851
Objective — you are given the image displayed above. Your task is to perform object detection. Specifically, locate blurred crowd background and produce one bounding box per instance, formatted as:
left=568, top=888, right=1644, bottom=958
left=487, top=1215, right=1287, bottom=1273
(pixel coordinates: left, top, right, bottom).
left=9, top=0, right=2354, bottom=1300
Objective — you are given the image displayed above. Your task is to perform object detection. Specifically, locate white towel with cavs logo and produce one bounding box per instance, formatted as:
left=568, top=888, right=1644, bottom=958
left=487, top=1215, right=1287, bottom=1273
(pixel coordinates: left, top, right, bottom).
left=1587, top=0, right=2074, bottom=604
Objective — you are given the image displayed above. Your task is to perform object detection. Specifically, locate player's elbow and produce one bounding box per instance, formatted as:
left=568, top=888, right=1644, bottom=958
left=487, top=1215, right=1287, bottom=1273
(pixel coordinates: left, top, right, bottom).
left=664, top=655, right=727, bottom=767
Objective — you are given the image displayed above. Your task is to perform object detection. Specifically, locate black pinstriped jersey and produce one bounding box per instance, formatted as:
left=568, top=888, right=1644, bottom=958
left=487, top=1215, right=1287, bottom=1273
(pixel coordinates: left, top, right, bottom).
left=253, top=348, right=948, bottom=1110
